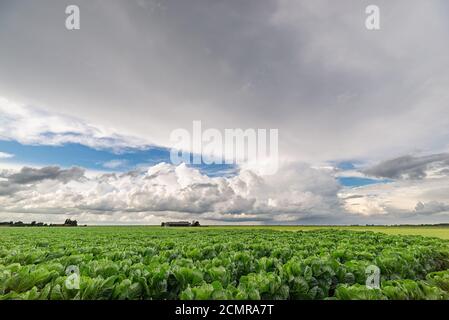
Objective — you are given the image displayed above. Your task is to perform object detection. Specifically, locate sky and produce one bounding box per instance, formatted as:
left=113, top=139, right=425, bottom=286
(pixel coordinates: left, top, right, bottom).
left=0, top=0, right=449, bottom=225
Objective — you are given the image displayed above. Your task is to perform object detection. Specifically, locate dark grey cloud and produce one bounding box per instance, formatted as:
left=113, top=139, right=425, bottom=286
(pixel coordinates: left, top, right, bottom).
left=414, top=201, right=449, bottom=215
left=3, top=166, right=85, bottom=184
left=0, top=166, right=85, bottom=198
left=363, top=154, right=449, bottom=179
left=0, top=181, right=20, bottom=196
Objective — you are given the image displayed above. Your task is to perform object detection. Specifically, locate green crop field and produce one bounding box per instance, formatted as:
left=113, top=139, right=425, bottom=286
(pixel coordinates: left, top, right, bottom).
left=218, top=225, right=449, bottom=240
left=1, top=226, right=449, bottom=300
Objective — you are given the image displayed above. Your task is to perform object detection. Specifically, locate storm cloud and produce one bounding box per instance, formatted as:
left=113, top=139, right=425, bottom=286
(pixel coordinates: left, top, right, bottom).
left=363, top=154, right=449, bottom=180
left=5, top=166, right=85, bottom=184
left=0, top=0, right=448, bottom=163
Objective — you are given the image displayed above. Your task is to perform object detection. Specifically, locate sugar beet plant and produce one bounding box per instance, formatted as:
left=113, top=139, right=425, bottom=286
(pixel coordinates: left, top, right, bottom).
left=1, top=227, right=449, bottom=300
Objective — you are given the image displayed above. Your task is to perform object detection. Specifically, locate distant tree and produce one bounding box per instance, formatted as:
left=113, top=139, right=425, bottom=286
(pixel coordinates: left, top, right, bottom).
left=64, top=219, right=78, bottom=226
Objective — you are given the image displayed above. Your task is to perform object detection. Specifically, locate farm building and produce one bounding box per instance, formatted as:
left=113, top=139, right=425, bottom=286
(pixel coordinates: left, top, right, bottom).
left=161, top=221, right=201, bottom=227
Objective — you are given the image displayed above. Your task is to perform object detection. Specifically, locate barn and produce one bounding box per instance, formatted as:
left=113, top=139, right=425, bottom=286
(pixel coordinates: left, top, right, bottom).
left=161, top=221, right=201, bottom=227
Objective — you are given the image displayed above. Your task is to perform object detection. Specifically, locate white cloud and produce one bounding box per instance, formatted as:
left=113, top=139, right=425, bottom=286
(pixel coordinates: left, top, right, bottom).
left=0, top=152, right=13, bottom=159
left=0, top=97, right=150, bottom=152
left=1, top=155, right=448, bottom=224
left=103, top=159, right=128, bottom=169
left=0, top=162, right=342, bottom=224
left=341, top=176, right=449, bottom=219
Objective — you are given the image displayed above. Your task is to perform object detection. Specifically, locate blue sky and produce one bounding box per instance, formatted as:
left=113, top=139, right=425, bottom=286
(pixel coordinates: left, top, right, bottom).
left=337, top=177, right=391, bottom=187
left=0, top=139, right=389, bottom=187
left=0, top=140, right=237, bottom=177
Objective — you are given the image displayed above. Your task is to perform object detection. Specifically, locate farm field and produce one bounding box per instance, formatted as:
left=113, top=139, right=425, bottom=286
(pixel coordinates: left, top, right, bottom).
left=214, top=225, right=449, bottom=240
left=1, top=226, right=449, bottom=300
